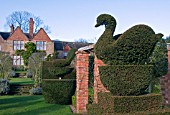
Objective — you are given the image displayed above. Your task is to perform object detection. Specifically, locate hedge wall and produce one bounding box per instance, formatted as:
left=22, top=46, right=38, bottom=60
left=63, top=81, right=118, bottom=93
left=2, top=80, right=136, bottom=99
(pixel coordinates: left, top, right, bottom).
left=99, top=65, right=153, bottom=96
left=87, top=92, right=166, bottom=115
left=42, top=79, right=76, bottom=104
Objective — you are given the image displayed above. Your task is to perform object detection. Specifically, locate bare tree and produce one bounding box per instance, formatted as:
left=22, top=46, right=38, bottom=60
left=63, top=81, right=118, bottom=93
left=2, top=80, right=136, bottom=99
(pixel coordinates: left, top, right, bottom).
left=28, top=52, right=46, bottom=87
left=5, top=11, right=50, bottom=33
left=74, top=38, right=88, bottom=43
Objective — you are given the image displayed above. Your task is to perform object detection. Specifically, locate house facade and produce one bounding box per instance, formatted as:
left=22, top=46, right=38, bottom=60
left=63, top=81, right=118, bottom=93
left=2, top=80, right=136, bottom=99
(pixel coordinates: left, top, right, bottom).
left=0, top=18, right=54, bottom=66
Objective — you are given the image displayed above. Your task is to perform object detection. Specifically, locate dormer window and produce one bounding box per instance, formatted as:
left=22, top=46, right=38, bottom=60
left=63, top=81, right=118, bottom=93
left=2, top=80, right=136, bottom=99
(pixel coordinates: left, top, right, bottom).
left=13, top=40, right=24, bottom=50
left=36, top=41, right=46, bottom=50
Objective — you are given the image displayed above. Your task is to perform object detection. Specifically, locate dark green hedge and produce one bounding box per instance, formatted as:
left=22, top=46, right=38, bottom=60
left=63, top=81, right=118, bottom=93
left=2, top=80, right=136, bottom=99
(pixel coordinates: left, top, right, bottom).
left=66, top=48, right=77, bottom=64
left=87, top=92, right=164, bottom=115
left=42, top=61, right=75, bottom=79
left=42, top=79, right=76, bottom=104
left=99, top=65, right=153, bottom=96
left=94, top=20, right=163, bottom=65
left=63, top=69, right=76, bottom=79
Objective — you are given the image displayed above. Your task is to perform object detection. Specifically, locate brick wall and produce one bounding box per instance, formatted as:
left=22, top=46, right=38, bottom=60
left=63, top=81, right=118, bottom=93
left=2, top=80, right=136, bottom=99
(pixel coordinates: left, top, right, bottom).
left=93, top=55, right=109, bottom=103
left=161, top=44, right=170, bottom=106
left=76, top=50, right=89, bottom=114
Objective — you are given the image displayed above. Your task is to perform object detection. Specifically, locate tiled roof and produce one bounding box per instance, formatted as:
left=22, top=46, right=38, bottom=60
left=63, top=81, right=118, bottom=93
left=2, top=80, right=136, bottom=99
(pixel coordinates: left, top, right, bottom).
left=0, top=32, right=11, bottom=40
left=0, top=31, right=34, bottom=41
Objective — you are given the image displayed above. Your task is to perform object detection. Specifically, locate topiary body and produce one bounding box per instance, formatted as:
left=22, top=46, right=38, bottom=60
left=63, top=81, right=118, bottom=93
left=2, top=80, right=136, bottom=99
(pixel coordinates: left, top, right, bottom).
left=94, top=14, right=163, bottom=96
left=94, top=14, right=163, bottom=65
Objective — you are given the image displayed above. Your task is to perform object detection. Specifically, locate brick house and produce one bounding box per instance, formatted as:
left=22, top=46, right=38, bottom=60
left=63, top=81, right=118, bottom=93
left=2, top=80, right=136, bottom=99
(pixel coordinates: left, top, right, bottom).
left=0, top=18, right=54, bottom=66
left=53, top=41, right=91, bottom=58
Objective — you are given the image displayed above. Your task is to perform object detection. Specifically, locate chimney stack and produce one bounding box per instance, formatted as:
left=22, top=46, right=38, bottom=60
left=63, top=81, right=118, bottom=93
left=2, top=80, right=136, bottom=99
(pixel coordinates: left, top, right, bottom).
left=10, top=24, right=14, bottom=33
left=29, top=18, right=34, bottom=38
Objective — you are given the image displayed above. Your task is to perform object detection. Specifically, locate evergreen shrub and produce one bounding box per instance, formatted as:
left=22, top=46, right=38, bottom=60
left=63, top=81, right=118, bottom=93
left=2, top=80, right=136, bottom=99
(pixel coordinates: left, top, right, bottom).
left=87, top=92, right=164, bottom=114
left=42, top=79, right=76, bottom=104
left=99, top=65, right=153, bottom=96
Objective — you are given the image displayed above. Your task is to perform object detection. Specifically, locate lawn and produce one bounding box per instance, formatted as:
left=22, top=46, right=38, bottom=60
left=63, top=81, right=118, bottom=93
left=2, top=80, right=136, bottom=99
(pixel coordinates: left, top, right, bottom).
left=0, top=95, right=74, bottom=115
left=9, top=78, right=34, bottom=85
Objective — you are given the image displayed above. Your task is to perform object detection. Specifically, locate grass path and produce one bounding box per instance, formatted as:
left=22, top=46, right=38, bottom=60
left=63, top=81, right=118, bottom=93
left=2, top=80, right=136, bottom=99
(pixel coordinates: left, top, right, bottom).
left=0, top=95, right=74, bottom=115
left=9, top=78, right=34, bottom=85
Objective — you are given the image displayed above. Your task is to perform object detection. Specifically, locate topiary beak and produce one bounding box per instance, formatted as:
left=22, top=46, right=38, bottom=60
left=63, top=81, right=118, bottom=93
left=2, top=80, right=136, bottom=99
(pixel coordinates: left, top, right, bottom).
left=95, top=23, right=100, bottom=27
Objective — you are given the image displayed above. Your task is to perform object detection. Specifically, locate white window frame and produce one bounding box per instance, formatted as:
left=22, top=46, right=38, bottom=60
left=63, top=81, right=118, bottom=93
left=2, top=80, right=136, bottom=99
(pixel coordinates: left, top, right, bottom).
left=13, top=40, right=24, bottom=50
left=36, top=41, right=46, bottom=50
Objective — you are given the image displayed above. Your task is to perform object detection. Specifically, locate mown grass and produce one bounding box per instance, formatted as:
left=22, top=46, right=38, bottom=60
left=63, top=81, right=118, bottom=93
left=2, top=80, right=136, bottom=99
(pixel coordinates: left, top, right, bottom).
left=0, top=95, right=74, bottom=115
left=9, top=78, right=34, bottom=85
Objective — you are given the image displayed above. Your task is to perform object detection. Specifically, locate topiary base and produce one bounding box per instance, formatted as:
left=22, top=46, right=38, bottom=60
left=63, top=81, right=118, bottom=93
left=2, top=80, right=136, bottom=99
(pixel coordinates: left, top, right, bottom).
left=42, top=79, right=76, bottom=105
left=87, top=92, right=164, bottom=114
left=99, top=65, right=153, bottom=96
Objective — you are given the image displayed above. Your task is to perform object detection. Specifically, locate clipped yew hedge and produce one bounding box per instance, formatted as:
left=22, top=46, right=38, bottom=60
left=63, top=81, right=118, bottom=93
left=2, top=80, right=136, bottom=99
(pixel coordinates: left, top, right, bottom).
left=99, top=65, right=153, bottom=96
left=87, top=92, right=166, bottom=115
left=42, top=79, right=76, bottom=104
left=95, top=24, right=163, bottom=65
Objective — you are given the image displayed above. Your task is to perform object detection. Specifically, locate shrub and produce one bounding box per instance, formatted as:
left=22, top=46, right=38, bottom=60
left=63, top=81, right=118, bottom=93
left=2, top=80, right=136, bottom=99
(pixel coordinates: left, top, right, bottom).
left=66, top=48, right=77, bottom=64
left=29, top=87, right=42, bottom=95
left=0, top=79, right=10, bottom=95
left=72, top=95, right=76, bottom=107
left=99, top=65, right=153, bottom=96
left=87, top=92, right=163, bottom=114
left=42, top=79, right=76, bottom=104
left=94, top=17, right=163, bottom=65
left=42, top=61, right=75, bottom=79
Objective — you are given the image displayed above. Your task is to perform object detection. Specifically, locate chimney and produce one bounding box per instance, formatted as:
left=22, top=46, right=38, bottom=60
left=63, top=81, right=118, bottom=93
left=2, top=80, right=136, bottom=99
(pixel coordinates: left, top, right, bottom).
left=29, top=18, right=34, bottom=38
left=10, top=24, right=14, bottom=33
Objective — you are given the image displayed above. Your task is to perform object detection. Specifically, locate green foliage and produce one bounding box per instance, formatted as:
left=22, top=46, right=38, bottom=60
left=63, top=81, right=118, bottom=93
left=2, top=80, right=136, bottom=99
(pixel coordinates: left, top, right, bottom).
left=94, top=14, right=163, bottom=65
left=42, top=79, right=76, bottom=104
left=28, top=52, right=46, bottom=87
left=88, top=55, right=94, bottom=87
left=46, top=51, right=58, bottom=61
left=42, top=61, right=75, bottom=79
left=72, top=95, right=76, bottom=107
left=149, top=39, right=168, bottom=77
left=87, top=93, right=164, bottom=114
left=99, top=65, right=153, bottom=96
left=66, top=48, right=77, bottom=64
left=166, top=35, right=170, bottom=43
left=16, top=42, right=36, bottom=66
left=0, top=52, right=12, bottom=79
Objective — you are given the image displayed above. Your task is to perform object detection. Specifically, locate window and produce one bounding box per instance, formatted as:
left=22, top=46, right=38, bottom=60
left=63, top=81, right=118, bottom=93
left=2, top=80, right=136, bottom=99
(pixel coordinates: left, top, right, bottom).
left=13, top=56, right=24, bottom=65
left=13, top=40, right=24, bottom=50
left=36, top=41, right=46, bottom=50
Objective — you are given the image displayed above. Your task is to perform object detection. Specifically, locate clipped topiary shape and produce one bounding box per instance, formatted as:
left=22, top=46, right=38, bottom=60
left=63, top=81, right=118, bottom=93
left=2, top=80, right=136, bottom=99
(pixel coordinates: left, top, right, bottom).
left=94, top=14, right=163, bottom=96
left=99, top=65, right=153, bottom=96
left=94, top=14, right=163, bottom=65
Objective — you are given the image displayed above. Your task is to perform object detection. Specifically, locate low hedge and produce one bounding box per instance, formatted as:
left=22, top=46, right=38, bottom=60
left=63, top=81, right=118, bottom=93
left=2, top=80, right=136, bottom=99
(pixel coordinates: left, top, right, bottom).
left=99, top=65, right=153, bottom=96
left=87, top=92, right=164, bottom=114
left=42, top=79, right=76, bottom=104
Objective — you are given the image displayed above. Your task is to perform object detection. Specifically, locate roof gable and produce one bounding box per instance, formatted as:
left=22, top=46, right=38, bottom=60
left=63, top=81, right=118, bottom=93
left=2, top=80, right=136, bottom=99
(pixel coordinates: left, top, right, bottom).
left=8, top=27, right=28, bottom=41
left=33, top=28, right=51, bottom=42
left=0, top=32, right=11, bottom=40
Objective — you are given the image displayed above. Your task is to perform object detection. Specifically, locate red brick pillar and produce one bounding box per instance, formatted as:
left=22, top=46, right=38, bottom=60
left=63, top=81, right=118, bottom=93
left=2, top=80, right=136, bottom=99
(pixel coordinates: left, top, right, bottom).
left=93, top=55, right=109, bottom=104
left=76, top=51, right=89, bottom=114
left=161, top=43, right=170, bottom=106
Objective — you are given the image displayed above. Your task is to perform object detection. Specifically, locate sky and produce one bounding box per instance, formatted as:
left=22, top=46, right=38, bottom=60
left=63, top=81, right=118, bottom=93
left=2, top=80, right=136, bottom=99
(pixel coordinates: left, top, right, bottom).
left=0, top=0, right=170, bottom=42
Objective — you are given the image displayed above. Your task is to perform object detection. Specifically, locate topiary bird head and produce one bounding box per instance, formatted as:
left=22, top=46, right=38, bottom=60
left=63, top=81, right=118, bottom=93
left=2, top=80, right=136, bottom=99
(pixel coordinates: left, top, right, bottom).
left=95, top=14, right=117, bottom=31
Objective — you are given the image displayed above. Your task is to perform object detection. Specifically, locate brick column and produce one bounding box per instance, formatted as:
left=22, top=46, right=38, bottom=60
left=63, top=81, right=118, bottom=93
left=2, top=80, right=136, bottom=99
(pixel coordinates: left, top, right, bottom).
left=93, top=55, right=109, bottom=104
left=76, top=51, right=89, bottom=114
left=161, top=43, right=170, bottom=106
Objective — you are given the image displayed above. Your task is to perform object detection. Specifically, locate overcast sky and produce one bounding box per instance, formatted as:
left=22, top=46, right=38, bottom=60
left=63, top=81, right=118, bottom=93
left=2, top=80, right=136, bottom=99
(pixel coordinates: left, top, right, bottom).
left=0, top=0, right=170, bottom=42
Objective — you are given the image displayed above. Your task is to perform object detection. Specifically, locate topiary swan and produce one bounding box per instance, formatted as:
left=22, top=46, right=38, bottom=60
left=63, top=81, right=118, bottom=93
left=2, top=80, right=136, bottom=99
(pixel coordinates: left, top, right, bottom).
left=94, top=14, right=163, bottom=65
